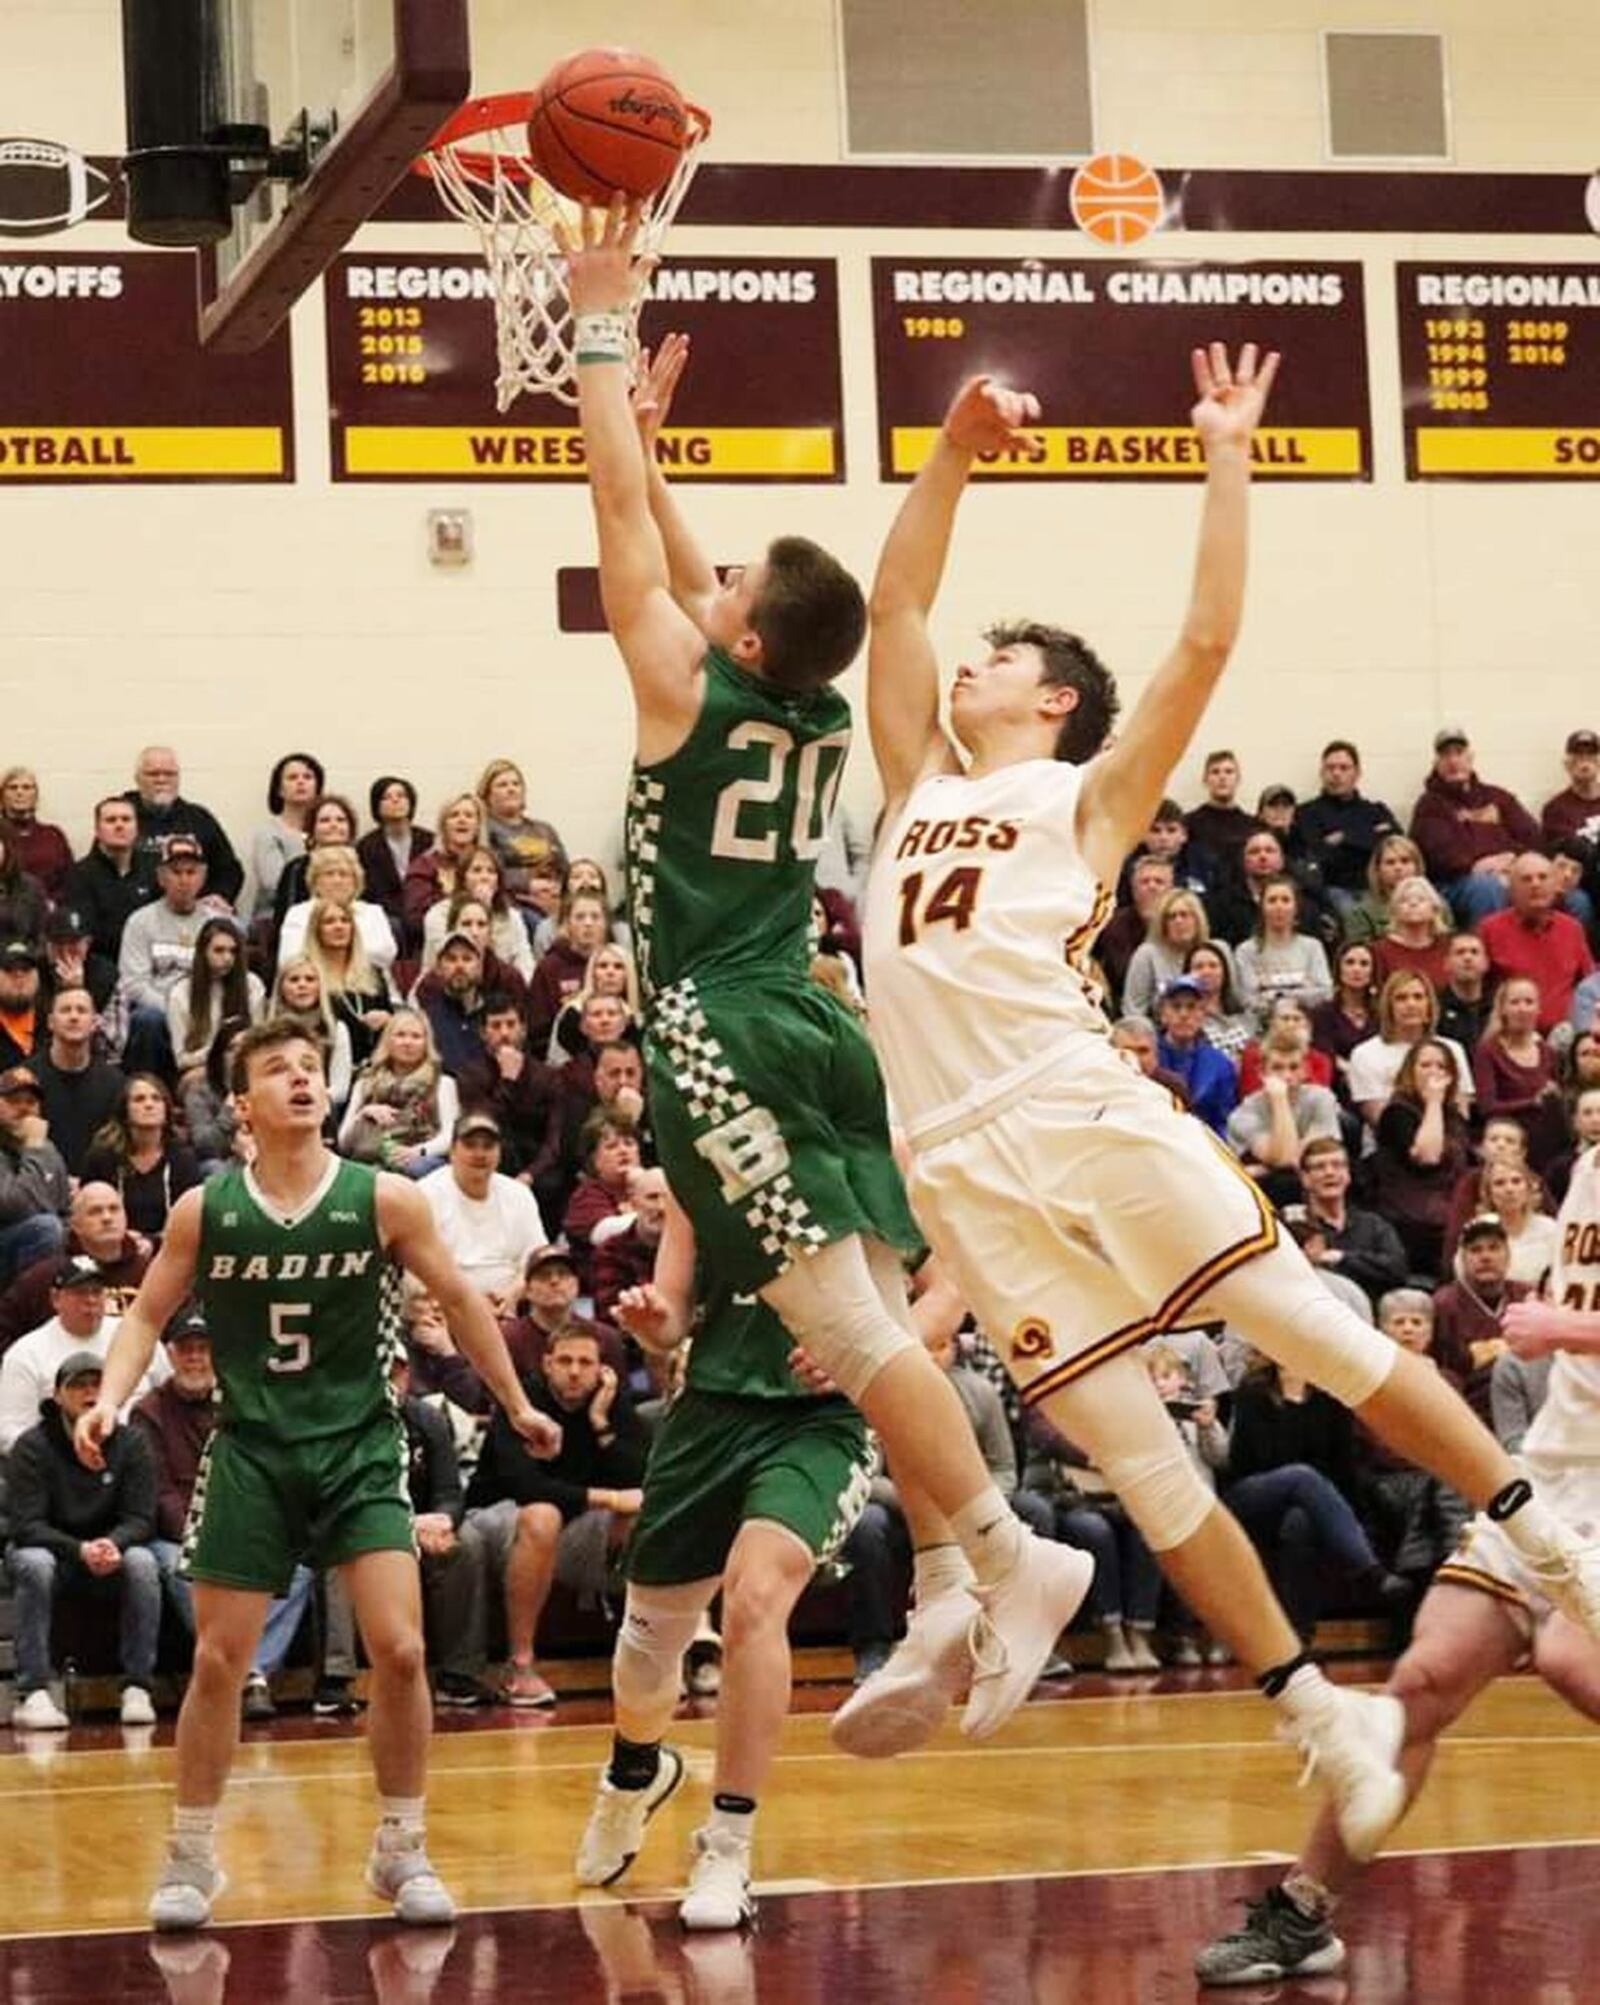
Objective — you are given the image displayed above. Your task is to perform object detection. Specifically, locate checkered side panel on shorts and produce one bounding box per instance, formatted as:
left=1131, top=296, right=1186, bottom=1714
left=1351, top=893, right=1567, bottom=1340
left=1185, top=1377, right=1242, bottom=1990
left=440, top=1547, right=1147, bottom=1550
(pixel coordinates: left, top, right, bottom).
left=378, top=1257, right=408, bottom=1408
left=654, top=977, right=830, bottom=1266
left=178, top=1428, right=216, bottom=1578
left=625, top=770, right=666, bottom=998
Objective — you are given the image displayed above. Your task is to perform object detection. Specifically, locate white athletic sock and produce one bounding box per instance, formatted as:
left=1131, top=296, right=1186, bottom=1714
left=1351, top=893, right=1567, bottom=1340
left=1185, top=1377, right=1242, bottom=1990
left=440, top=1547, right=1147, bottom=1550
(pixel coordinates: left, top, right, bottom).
left=913, top=1542, right=976, bottom=1604
left=377, top=1796, right=427, bottom=1846
left=1269, top=1662, right=1334, bottom=1721
left=172, top=1805, right=218, bottom=1861
left=708, top=1793, right=757, bottom=1848
left=948, top=1489, right=1025, bottom=1587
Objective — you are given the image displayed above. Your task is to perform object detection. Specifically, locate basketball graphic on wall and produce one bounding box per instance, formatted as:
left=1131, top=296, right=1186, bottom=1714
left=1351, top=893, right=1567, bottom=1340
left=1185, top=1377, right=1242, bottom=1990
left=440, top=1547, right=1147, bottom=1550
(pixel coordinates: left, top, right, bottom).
left=1070, top=154, right=1167, bottom=247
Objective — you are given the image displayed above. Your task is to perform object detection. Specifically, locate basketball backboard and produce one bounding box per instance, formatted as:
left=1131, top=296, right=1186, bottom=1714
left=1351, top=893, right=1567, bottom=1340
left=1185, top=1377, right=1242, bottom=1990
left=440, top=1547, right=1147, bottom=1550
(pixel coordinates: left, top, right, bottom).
left=197, top=0, right=469, bottom=352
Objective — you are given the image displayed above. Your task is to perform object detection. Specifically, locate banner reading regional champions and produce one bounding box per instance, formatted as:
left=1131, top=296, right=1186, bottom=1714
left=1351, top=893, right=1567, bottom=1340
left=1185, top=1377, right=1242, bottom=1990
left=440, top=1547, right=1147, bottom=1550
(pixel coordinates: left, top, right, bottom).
left=325, top=253, right=844, bottom=482
left=872, top=258, right=1371, bottom=481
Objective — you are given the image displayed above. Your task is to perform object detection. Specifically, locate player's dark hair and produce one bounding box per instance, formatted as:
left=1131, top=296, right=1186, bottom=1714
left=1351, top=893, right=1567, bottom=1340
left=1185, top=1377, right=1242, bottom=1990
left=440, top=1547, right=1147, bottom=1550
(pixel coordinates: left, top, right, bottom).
left=1320, top=738, right=1360, bottom=766
left=985, top=621, right=1120, bottom=764
left=230, top=1015, right=327, bottom=1095
left=266, top=751, right=326, bottom=815
left=750, top=537, right=866, bottom=691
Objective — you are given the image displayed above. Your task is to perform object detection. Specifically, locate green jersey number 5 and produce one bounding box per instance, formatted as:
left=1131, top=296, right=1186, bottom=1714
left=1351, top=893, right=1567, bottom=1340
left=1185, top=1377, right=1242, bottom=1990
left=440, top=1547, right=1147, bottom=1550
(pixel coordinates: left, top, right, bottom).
left=710, top=724, right=850, bottom=865
left=267, top=1301, right=313, bottom=1374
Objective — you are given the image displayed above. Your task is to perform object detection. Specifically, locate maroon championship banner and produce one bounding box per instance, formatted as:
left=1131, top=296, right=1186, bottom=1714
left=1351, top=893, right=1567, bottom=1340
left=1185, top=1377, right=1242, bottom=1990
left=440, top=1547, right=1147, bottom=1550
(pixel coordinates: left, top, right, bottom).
left=325, top=253, right=844, bottom=481
left=872, top=258, right=1371, bottom=481
left=1397, top=263, right=1600, bottom=479
left=0, top=253, right=292, bottom=482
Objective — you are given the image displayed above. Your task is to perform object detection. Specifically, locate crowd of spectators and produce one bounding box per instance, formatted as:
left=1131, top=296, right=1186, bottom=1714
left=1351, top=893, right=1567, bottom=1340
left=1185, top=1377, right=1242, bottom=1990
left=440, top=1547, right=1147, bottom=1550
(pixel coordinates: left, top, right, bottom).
left=1, top=720, right=1596, bottom=1718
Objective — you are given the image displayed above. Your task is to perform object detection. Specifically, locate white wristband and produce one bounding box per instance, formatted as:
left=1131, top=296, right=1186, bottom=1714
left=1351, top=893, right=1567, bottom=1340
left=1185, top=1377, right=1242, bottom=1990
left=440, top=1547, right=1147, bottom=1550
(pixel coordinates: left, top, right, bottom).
left=574, top=311, right=631, bottom=365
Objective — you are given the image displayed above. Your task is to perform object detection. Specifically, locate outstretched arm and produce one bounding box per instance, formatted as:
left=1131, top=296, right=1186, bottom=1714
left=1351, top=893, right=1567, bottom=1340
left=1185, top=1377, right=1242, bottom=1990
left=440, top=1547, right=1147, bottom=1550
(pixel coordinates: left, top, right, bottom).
left=633, top=334, right=720, bottom=628
left=1076, top=343, right=1280, bottom=886
left=868, top=377, right=1040, bottom=810
left=562, top=201, right=705, bottom=754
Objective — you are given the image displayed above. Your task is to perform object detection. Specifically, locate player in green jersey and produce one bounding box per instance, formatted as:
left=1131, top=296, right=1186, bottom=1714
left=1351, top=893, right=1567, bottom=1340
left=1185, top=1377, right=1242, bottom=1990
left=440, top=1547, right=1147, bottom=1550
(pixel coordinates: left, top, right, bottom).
left=78, top=1019, right=559, bottom=1932
left=564, top=200, right=1091, bottom=1744
left=574, top=1189, right=872, bottom=1929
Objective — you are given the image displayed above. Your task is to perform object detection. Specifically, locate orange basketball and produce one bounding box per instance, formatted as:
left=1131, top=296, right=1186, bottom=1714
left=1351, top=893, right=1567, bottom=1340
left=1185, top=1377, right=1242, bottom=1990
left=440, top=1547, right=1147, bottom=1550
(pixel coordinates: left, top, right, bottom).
left=1070, top=153, right=1165, bottom=247
left=528, top=48, right=691, bottom=207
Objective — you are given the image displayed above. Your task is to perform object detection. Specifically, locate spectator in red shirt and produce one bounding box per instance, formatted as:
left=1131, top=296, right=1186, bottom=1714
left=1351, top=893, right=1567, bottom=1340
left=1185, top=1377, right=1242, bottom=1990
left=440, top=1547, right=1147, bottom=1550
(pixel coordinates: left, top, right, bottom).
left=1410, top=728, right=1540, bottom=925
left=0, top=769, right=72, bottom=903
left=1471, top=974, right=1566, bottom=1174
left=562, top=1113, right=643, bottom=1287
left=1370, top=876, right=1453, bottom=994
left=1477, top=852, right=1595, bottom=1032
left=590, top=1166, right=667, bottom=1327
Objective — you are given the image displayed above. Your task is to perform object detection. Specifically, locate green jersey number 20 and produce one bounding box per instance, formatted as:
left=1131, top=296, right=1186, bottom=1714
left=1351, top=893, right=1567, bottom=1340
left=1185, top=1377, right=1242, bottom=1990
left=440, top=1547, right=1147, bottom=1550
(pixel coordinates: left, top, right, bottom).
left=710, top=724, right=850, bottom=865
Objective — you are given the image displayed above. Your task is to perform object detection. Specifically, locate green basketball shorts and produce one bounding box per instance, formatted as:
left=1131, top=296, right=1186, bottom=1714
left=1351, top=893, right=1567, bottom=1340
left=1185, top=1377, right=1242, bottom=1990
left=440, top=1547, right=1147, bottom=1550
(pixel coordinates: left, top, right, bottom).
left=646, top=975, right=921, bottom=1294
left=182, top=1417, right=415, bottom=1595
left=626, top=1388, right=873, bottom=1588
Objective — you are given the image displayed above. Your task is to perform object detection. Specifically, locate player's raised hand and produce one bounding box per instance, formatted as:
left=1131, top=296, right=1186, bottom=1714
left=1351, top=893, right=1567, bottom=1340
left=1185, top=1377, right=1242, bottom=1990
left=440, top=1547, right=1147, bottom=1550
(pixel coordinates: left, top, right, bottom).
left=942, top=375, right=1042, bottom=455
left=1190, top=341, right=1281, bottom=453
left=633, top=332, right=689, bottom=447
left=74, top=1396, right=118, bottom=1471
left=613, top=1282, right=686, bottom=1353
left=558, top=192, right=649, bottom=315
left=508, top=1398, right=563, bottom=1460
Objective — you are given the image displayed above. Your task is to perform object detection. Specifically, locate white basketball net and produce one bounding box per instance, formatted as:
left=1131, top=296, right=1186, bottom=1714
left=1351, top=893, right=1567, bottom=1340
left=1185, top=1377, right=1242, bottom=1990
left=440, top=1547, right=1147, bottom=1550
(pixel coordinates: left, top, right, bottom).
left=423, top=105, right=709, bottom=413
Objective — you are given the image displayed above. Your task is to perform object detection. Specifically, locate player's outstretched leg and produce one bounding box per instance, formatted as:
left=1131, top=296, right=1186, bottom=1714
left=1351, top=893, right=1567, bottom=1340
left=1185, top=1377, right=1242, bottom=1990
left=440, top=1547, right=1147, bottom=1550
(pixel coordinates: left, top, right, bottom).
left=1196, top=1582, right=1526, bottom=1984
left=345, top=1551, right=456, bottom=1926
left=830, top=1488, right=987, bottom=1758
left=1033, top=1351, right=1407, bottom=1860
left=679, top=1523, right=816, bottom=1930
left=765, top=1237, right=1093, bottom=1741
left=576, top=1581, right=702, bottom=1889
left=149, top=1584, right=266, bottom=1930
left=1203, top=1238, right=1600, bottom=1637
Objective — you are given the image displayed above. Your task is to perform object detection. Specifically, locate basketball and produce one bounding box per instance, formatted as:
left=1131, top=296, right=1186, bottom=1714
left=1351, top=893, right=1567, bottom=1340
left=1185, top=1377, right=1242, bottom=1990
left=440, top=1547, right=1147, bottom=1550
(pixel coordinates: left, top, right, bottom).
left=528, top=48, right=691, bottom=207
left=1069, top=152, right=1166, bottom=247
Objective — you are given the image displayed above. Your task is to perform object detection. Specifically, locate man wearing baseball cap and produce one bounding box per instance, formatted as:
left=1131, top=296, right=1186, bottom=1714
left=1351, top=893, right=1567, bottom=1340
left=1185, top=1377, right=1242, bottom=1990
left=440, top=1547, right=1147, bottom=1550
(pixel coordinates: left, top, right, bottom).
left=6, top=1348, right=162, bottom=1728
left=1409, top=728, right=1541, bottom=925
left=0, top=1063, right=68, bottom=1288
left=40, top=905, right=116, bottom=1015
left=0, top=938, right=47, bottom=1073
left=1541, top=728, right=1600, bottom=876
left=420, top=1107, right=548, bottom=1312
left=0, top=1252, right=167, bottom=1454
left=1155, top=974, right=1239, bottom=1136
left=1431, top=1215, right=1530, bottom=1420
left=116, top=834, right=215, bottom=1081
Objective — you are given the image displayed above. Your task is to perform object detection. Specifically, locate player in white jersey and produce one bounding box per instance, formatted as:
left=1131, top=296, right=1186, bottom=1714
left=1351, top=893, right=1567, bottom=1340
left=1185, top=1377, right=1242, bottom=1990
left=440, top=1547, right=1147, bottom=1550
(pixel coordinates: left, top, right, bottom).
left=835, top=348, right=1600, bottom=1858
left=1196, top=1140, right=1600, bottom=1984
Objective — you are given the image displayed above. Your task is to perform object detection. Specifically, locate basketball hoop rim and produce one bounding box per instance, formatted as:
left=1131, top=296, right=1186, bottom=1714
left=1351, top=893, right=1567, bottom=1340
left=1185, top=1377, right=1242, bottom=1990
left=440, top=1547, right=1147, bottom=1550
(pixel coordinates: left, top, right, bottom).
left=416, top=90, right=712, bottom=188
